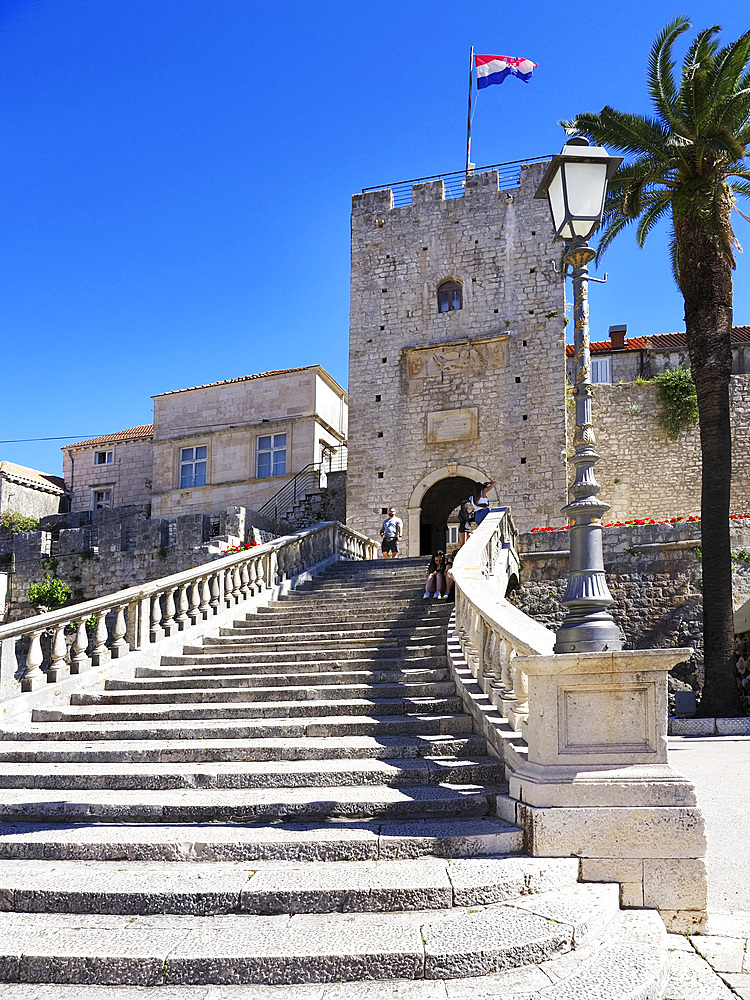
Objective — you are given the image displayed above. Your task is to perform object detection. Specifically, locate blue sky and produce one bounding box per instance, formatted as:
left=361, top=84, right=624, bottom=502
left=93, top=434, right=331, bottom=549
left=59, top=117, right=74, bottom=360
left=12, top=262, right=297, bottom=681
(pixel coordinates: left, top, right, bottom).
left=1, top=1, right=748, bottom=475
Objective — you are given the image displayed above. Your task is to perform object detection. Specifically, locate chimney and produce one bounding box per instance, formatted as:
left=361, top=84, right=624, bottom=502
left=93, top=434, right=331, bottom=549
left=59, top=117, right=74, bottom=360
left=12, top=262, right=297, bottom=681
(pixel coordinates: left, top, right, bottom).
left=609, top=324, right=627, bottom=350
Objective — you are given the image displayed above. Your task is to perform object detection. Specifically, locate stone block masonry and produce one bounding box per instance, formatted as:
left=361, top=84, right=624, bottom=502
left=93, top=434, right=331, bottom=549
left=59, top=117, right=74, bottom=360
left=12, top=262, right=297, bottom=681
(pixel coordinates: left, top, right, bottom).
left=5, top=504, right=286, bottom=616
left=513, top=520, right=750, bottom=703
left=347, top=163, right=568, bottom=551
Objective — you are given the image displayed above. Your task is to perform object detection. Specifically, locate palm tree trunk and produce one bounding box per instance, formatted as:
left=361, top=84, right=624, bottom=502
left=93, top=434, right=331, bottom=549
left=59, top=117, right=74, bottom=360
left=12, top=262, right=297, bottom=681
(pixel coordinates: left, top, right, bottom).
left=678, top=198, right=741, bottom=717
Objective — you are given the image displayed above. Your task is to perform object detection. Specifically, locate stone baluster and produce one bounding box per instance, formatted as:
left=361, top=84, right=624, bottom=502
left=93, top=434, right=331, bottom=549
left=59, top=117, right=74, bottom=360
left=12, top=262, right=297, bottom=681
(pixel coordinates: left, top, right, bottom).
left=188, top=580, right=202, bottom=625
left=254, top=557, right=264, bottom=595
left=21, top=630, right=46, bottom=692
left=126, top=599, right=142, bottom=650
left=499, top=643, right=518, bottom=722
left=162, top=588, right=177, bottom=636
left=198, top=577, right=211, bottom=620
left=239, top=562, right=251, bottom=600
left=209, top=573, right=221, bottom=614
left=267, top=550, right=278, bottom=589
left=70, top=618, right=90, bottom=674
left=91, top=612, right=109, bottom=666
left=175, top=584, right=190, bottom=630
left=45, top=624, right=70, bottom=683
left=110, top=604, right=129, bottom=658
left=222, top=567, right=235, bottom=608
left=232, top=564, right=243, bottom=603
left=504, top=654, right=528, bottom=732
left=150, top=593, right=165, bottom=642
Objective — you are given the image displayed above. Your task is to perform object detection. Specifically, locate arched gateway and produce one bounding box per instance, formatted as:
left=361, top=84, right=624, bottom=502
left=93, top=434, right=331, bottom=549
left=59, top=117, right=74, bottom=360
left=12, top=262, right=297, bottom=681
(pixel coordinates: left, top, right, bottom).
left=407, top=464, right=489, bottom=557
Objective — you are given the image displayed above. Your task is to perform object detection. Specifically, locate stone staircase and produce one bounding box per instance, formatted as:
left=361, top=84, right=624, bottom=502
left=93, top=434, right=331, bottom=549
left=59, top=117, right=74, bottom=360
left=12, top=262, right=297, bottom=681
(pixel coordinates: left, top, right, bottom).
left=0, top=557, right=668, bottom=997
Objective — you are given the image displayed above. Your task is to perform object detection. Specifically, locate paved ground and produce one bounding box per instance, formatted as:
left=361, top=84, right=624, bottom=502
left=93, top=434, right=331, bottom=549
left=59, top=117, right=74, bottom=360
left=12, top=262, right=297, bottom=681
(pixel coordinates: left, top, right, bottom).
left=664, top=735, right=750, bottom=998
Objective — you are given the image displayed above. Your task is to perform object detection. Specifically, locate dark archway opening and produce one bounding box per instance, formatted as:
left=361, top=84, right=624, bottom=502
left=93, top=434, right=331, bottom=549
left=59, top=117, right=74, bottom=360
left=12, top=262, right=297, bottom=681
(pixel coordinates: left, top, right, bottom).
left=419, top=476, right=476, bottom=556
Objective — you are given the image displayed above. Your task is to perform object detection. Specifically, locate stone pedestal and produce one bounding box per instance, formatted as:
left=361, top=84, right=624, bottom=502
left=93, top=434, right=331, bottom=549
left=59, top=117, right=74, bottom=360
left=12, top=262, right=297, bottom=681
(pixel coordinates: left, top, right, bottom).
left=502, top=648, right=707, bottom=932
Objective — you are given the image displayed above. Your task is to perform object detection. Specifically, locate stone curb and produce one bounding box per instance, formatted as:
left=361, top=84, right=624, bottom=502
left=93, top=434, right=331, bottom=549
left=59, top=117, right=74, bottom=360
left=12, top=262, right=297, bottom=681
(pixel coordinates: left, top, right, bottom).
left=669, top=717, right=750, bottom=736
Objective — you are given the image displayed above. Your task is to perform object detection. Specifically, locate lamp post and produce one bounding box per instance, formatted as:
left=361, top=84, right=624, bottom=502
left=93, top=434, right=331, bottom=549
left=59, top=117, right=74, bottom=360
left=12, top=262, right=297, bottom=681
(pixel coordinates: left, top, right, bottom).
left=535, top=136, right=624, bottom=653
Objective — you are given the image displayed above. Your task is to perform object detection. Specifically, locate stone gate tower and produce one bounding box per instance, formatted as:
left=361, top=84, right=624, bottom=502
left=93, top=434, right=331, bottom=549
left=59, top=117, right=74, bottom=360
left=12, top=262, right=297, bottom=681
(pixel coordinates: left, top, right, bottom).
left=347, top=162, right=567, bottom=554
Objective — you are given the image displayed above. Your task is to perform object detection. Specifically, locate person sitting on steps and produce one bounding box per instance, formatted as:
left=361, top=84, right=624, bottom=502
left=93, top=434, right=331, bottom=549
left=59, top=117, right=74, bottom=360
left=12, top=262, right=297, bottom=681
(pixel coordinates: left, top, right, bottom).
left=423, top=550, right=447, bottom=599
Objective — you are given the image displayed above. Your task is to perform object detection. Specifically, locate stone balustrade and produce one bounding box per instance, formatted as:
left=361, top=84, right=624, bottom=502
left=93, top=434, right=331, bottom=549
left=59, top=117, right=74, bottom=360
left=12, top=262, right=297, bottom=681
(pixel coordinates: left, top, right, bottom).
left=450, top=509, right=708, bottom=933
left=0, top=522, right=377, bottom=702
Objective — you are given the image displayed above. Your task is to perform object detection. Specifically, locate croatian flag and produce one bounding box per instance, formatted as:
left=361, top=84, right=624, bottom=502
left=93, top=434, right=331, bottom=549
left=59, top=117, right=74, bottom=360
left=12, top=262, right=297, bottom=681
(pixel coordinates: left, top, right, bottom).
left=475, top=53, right=537, bottom=88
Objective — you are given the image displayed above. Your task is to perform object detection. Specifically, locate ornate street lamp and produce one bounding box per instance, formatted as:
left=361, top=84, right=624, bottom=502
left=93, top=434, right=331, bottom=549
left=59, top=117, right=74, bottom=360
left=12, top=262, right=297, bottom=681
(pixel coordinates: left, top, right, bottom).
left=535, top=136, right=624, bottom=653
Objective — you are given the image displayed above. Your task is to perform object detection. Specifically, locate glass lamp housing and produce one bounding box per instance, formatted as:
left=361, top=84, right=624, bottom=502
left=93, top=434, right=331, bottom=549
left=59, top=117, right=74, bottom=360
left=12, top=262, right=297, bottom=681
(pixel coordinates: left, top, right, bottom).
left=535, top=137, right=623, bottom=242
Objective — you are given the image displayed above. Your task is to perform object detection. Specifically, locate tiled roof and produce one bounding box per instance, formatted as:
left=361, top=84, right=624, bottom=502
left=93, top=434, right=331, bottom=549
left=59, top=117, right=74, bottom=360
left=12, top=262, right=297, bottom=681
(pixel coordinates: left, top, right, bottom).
left=64, top=425, right=154, bottom=450
left=153, top=366, right=318, bottom=397
left=566, top=325, right=750, bottom=356
left=0, top=461, right=66, bottom=493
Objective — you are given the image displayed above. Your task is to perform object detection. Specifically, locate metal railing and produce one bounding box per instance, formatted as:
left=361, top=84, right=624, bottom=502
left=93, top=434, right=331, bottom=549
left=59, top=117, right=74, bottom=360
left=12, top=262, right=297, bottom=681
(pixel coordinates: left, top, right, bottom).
left=0, top=521, right=378, bottom=700
left=257, top=450, right=347, bottom=521
left=362, top=155, right=551, bottom=207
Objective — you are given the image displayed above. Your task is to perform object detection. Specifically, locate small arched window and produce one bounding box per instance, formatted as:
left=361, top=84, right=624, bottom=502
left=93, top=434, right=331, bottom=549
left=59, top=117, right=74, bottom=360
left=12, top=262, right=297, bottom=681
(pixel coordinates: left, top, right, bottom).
left=437, top=279, right=462, bottom=313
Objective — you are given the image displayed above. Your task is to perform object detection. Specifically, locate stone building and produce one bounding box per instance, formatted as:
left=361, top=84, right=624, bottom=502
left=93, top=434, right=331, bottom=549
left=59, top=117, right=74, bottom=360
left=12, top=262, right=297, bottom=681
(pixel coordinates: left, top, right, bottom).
left=150, top=366, right=347, bottom=518
left=62, top=366, right=348, bottom=520
left=0, top=462, right=66, bottom=521
left=566, top=323, right=750, bottom=383
left=347, top=162, right=567, bottom=553
left=63, top=425, right=154, bottom=513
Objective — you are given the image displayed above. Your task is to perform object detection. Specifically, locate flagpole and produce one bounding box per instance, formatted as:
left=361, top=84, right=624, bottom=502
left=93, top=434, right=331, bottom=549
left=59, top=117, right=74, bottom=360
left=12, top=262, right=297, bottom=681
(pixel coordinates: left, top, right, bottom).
left=465, top=46, right=474, bottom=186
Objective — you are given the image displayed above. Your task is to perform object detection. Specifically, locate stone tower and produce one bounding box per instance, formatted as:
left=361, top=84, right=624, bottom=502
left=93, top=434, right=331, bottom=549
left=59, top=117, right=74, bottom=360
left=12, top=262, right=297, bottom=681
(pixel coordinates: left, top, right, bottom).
left=347, top=162, right=567, bottom=554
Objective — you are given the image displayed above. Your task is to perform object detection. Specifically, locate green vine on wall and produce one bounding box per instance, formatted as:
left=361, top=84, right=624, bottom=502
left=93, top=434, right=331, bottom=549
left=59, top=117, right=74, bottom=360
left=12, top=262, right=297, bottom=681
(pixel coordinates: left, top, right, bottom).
left=651, top=365, right=699, bottom=440
left=0, top=510, right=40, bottom=534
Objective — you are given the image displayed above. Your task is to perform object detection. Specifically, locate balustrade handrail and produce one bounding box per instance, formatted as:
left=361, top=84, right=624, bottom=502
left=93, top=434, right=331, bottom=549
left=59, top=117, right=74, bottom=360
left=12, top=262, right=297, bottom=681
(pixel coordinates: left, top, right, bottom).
left=0, top=521, right=371, bottom=643
left=449, top=508, right=555, bottom=734
left=0, top=520, right=379, bottom=699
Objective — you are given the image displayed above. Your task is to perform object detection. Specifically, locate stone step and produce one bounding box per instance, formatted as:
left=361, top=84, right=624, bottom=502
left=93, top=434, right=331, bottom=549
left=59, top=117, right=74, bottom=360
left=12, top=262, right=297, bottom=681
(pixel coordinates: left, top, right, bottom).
left=0, top=712, right=475, bottom=742
left=0, top=855, right=578, bottom=916
left=74, top=681, right=456, bottom=707
left=159, top=650, right=448, bottom=666
left=0, top=756, right=503, bottom=791
left=34, top=696, right=465, bottom=724
left=149, top=655, right=448, bottom=683
left=0, top=733, right=486, bottom=764
left=0, top=913, right=669, bottom=997
left=110, top=667, right=449, bottom=691
left=0, top=816, right=522, bottom=862
left=220, top=623, right=445, bottom=638
left=200, top=635, right=444, bottom=651
left=0, top=883, right=622, bottom=985
left=0, top=781, right=506, bottom=824
left=253, top=607, right=450, bottom=623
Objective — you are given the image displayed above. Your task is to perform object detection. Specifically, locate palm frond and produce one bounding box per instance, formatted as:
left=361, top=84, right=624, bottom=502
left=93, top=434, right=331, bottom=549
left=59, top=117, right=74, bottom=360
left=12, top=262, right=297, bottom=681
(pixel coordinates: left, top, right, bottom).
left=679, top=26, right=721, bottom=132
left=647, top=17, right=691, bottom=127
left=712, top=30, right=750, bottom=103
left=569, top=108, right=672, bottom=162
left=635, top=192, right=673, bottom=246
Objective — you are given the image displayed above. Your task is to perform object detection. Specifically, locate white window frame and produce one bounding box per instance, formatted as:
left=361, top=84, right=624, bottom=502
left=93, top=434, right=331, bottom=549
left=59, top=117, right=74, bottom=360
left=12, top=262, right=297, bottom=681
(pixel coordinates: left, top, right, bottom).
left=179, top=445, right=207, bottom=489
left=591, top=355, right=611, bottom=384
left=94, top=450, right=113, bottom=465
left=256, top=433, right=287, bottom=478
left=92, top=487, right=113, bottom=510
left=446, top=524, right=459, bottom=546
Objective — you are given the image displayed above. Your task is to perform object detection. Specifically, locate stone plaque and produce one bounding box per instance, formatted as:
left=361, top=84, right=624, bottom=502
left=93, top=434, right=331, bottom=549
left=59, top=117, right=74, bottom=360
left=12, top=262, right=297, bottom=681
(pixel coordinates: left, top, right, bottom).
left=427, top=408, right=478, bottom=444
left=406, top=335, right=509, bottom=380
left=558, top=683, right=657, bottom=755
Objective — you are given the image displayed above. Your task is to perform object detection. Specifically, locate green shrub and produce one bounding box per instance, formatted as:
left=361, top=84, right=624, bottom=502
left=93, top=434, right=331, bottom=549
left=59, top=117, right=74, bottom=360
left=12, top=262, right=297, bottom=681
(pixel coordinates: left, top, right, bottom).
left=0, top=510, right=40, bottom=534
left=651, top=366, right=699, bottom=439
left=28, top=574, right=70, bottom=608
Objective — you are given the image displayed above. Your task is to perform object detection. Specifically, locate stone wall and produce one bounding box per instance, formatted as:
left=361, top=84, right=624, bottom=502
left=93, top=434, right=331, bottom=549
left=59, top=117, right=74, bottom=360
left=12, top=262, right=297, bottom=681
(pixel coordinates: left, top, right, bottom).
left=512, top=521, right=750, bottom=703
left=280, top=470, right=347, bottom=531
left=347, top=162, right=568, bottom=550
left=571, top=375, right=750, bottom=525
left=7, top=504, right=285, bottom=616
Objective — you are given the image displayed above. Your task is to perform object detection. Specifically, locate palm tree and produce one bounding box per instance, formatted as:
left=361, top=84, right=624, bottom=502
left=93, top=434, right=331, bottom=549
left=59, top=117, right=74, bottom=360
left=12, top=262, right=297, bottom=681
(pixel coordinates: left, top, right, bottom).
left=564, top=17, right=750, bottom=717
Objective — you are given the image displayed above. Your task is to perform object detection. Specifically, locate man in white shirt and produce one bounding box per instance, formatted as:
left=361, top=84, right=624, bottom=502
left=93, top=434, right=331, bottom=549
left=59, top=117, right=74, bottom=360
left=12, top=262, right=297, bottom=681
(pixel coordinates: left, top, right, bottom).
left=380, top=507, right=403, bottom=559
